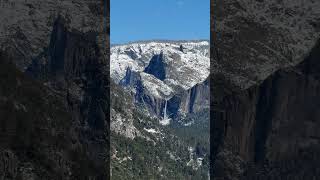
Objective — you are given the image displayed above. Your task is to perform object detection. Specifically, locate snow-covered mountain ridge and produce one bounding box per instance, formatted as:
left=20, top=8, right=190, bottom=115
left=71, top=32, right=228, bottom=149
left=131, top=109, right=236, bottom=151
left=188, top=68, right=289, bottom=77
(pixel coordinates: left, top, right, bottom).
left=111, top=41, right=209, bottom=89
left=111, top=40, right=210, bottom=119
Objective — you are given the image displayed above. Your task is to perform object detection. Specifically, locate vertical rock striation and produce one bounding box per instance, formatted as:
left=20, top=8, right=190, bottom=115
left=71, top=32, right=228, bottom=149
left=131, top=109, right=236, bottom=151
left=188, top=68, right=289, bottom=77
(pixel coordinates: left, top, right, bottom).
left=211, top=0, right=320, bottom=179
left=167, top=78, right=209, bottom=119
left=212, top=40, right=320, bottom=179
left=0, top=0, right=109, bottom=179
left=26, top=16, right=109, bottom=179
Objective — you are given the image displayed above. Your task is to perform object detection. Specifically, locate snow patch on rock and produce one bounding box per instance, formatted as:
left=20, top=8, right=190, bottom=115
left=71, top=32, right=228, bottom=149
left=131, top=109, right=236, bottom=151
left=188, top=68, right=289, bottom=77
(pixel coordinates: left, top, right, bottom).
left=143, top=128, right=159, bottom=134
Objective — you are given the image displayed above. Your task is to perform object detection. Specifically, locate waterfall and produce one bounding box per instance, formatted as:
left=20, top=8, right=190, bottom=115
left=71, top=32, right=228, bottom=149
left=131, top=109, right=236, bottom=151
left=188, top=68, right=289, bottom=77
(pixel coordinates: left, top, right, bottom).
left=160, top=99, right=170, bottom=125
left=163, top=99, right=168, bottom=120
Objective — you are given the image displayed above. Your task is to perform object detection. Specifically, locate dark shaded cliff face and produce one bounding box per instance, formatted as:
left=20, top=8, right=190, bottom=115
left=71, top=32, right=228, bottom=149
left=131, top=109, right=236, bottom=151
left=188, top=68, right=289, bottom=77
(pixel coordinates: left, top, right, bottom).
left=0, top=52, right=106, bottom=179
left=0, top=1, right=105, bottom=72
left=24, top=17, right=109, bottom=179
left=168, top=78, right=209, bottom=118
left=119, top=67, right=163, bottom=115
left=0, top=0, right=109, bottom=179
left=144, top=52, right=166, bottom=81
left=28, top=16, right=108, bottom=129
left=211, top=0, right=320, bottom=179
left=212, top=41, right=320, bottom=179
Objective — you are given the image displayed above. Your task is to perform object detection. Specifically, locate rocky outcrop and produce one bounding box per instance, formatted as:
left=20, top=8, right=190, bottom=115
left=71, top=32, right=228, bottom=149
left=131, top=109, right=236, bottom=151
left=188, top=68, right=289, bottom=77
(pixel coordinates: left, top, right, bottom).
left=110, top=81, right=141, bottom=139
left=212, top=40, right=320, bottom=179
left=179, top=45, right=184, bottom=52
left=120, top=66, right=141, bottom=87
left=166, top=78, right=209, bottom=119
left=120, top=68, right=165, bottom=117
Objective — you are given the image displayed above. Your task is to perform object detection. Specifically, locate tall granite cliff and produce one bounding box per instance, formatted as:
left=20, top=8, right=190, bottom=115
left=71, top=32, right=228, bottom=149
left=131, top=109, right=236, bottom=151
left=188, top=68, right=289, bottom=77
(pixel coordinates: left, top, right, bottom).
left=0, top=0, right=109, bottom=179
left=25, top=16, right=109, bottom=179
left=211, top=31, right=320, bottom=179
left=168, top=78, right=209, bottom=118
left=211, top=0, right=320, bottom=179
left=212, top=39, right=320, bottom=180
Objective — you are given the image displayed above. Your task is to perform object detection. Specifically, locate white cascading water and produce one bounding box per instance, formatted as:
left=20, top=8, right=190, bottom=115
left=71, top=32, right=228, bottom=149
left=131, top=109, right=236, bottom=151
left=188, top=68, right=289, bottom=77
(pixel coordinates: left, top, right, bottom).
left=160, top=99, right=170, bottom=125
left=164, top=99, right=168, bottom=120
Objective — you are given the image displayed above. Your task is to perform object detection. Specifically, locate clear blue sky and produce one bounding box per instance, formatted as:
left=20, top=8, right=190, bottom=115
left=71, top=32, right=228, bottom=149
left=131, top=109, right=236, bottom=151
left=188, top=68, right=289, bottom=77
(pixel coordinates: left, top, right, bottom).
left=110, top=0, right=210, bottom=44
